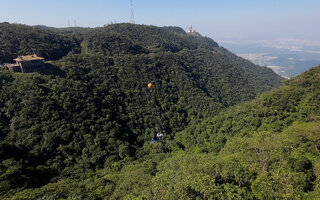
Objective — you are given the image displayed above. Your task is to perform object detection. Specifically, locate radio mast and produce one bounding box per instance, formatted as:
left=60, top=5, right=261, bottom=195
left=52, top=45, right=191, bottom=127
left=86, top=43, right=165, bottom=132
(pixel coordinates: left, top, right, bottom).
left=130, top=0, right=135, bottom=24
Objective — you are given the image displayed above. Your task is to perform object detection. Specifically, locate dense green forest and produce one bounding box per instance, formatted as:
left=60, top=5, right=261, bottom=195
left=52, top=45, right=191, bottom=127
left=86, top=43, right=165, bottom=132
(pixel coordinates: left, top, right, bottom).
left=0, top=23, right=80, bottom=63
left=2, top=22, right=317, bottom=199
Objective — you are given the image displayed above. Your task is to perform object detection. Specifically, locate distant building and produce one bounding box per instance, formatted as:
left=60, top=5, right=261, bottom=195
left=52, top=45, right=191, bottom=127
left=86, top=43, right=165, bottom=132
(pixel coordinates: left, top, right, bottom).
left=187, top=26, right=195, bottom=33
left=187, top=26, right=202, bottom=37
left=5, top=54, right=45, bottom=73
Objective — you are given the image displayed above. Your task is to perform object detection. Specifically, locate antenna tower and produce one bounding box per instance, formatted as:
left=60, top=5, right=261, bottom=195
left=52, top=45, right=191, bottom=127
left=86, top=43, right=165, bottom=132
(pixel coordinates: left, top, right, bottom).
left=130, top=0, right=135, bottom=24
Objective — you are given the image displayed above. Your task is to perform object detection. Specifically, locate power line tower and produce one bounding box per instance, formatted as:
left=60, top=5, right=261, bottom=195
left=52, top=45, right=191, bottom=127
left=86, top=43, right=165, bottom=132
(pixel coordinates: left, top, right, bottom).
left=130, top=0, right=135, bottom=24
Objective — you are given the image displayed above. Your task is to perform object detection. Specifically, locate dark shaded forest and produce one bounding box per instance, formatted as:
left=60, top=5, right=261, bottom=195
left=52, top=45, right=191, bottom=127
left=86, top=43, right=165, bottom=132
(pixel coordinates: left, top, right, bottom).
left=1, top=22, right=318, bottom=199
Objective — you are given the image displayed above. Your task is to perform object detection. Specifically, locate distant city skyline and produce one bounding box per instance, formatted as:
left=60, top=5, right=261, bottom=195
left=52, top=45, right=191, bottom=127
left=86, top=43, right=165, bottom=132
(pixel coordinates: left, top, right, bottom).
left=1, top=0, right=319, bottom=40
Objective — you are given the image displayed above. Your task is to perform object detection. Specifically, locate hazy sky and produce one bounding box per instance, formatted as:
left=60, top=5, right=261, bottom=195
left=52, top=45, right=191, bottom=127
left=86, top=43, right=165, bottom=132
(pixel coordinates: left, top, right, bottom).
left=1, top=0, right=319, bottom=40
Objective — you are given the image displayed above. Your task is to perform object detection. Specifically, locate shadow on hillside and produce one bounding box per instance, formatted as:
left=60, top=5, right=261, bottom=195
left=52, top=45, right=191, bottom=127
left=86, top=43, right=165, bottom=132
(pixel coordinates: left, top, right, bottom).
left=0, top=143, right=58, bottom=189
left=38, top=63, right=66, bottom=78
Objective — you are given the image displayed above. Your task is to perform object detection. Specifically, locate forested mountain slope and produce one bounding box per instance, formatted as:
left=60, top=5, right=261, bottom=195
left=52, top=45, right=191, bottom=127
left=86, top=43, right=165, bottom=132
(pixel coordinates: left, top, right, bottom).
left=163, top=65, right=320, bottom=199
left=0, top=22, right=80, bottom=63
left=80, top=23, right=282, bottom=107
left=0, top=23, right=284, bottom=199
left=2, top=64, right=318, bottom=199
left=175, top=65, right=320, bottom=152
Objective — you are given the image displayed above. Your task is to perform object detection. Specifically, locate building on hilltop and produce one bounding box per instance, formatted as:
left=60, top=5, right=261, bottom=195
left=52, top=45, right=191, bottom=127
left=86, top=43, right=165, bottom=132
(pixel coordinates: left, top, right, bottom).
left=5, top=54, right=45, bottom=73
left=187, top=26, right=202, bottom=37
left=187, top=26, right=195, bottom=34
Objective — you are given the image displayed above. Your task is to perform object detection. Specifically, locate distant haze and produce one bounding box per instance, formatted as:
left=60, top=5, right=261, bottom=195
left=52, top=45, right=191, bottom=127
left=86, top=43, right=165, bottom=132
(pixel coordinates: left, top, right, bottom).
left=218, top=38, right=320, bottom=77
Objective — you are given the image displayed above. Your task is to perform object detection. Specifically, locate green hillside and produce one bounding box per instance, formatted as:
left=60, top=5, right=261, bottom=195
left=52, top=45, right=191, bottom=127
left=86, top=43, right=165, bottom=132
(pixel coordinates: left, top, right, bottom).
left=0, top=23, right=286, bottom=199
left=0, top=22, right=80, bottom=63
left=163, top=65, right=320, bottom=199
left=11, top=65, right=317, bottom=200
left=1, top=64, right=318, bottom=199
left=174, top=65, right=320, bottom=152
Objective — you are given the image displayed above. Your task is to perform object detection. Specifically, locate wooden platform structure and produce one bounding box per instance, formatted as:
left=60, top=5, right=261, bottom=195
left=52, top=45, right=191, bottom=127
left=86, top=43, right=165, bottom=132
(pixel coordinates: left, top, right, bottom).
left=5, top=54, right=45, bottom=73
